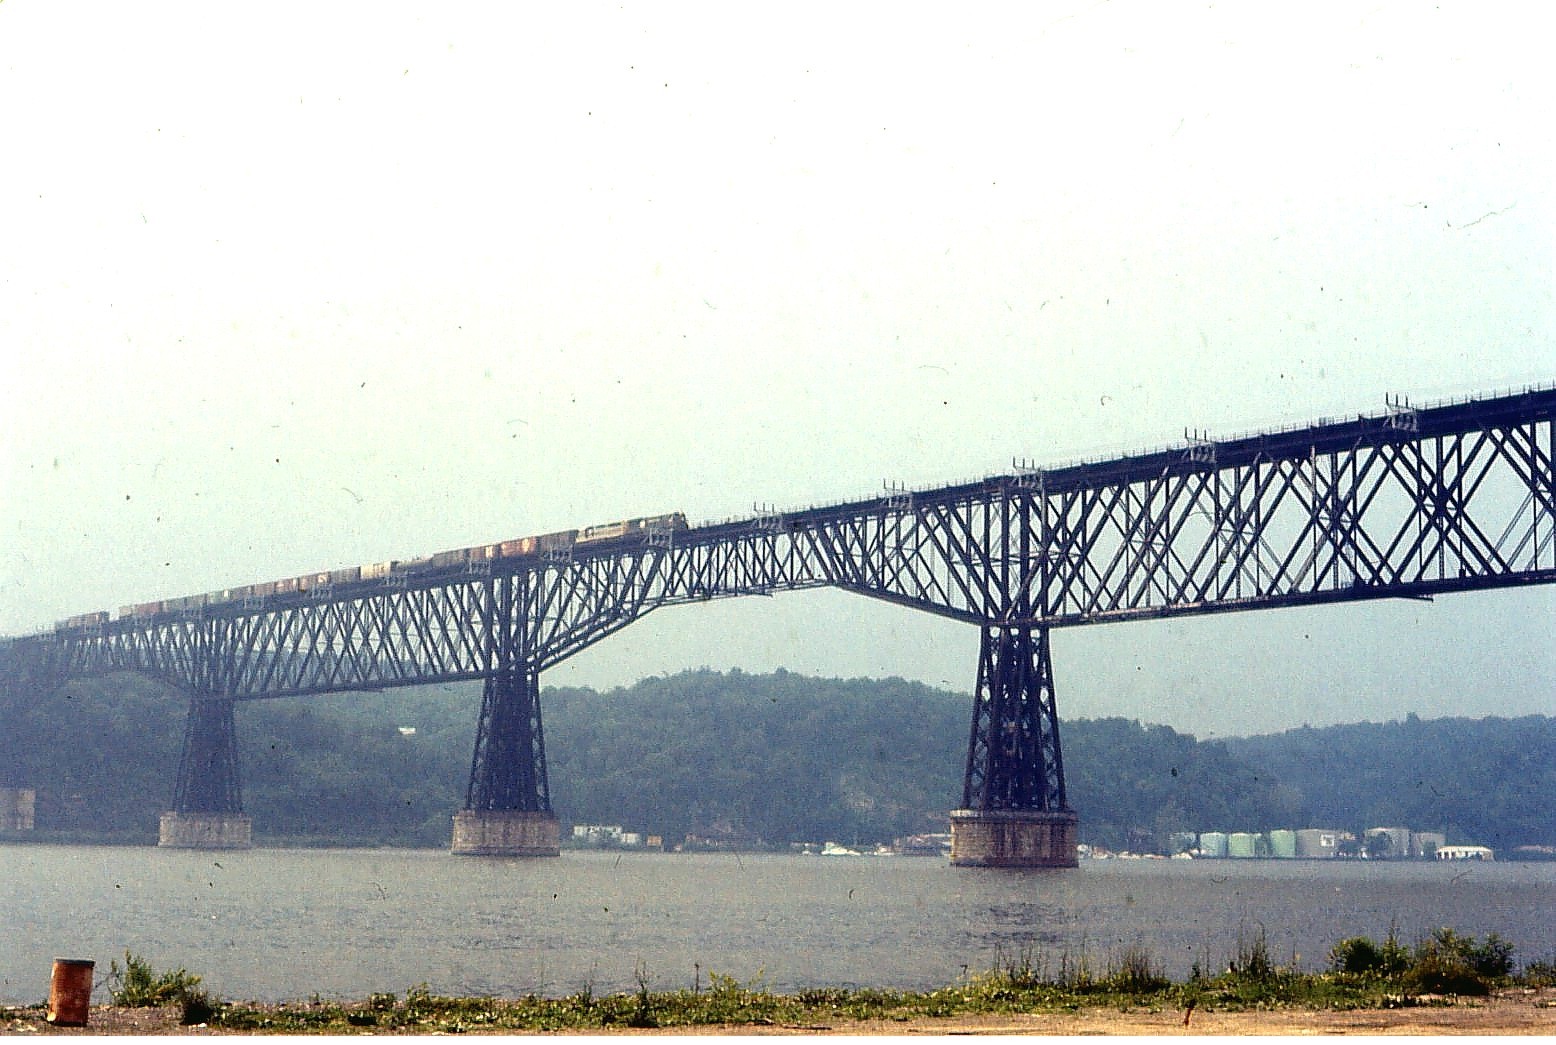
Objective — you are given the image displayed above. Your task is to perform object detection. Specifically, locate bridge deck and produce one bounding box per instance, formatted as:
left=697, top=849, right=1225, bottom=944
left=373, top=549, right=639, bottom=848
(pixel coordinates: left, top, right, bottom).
left=4, top=384, right=1551, bottom=701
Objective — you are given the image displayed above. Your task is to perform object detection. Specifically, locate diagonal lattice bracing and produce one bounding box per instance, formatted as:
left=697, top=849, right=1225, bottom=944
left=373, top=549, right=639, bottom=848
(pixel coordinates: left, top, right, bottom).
left=13, top=386, right=1554, bottom=699
left=465, top=667, right=549, bottom=813
left=962, top=626, right=1066, bottom=813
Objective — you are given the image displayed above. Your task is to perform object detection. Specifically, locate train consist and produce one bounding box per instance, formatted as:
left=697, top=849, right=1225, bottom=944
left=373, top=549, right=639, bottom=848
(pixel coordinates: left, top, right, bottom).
left=53, top=513, right=688, bottom=632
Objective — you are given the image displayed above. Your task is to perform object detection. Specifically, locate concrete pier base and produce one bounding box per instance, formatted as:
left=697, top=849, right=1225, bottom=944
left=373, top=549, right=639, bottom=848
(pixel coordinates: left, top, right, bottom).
left=949, top=809, right=1079, bottom=867
left=158, top=811, right=253, bottom=849
left=450, top=810, right=561, bottom=856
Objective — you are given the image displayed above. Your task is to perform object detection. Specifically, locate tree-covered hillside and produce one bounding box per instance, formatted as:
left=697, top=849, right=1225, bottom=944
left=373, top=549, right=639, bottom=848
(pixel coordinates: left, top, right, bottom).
left=1, top=668, right=1551, bottom=850
left=546, top=668, right=965, bottom=846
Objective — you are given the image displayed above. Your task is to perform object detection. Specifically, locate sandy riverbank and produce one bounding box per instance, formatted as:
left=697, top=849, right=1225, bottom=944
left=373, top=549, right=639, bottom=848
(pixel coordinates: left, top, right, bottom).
left=7, top=988, right=1555, bottom=1035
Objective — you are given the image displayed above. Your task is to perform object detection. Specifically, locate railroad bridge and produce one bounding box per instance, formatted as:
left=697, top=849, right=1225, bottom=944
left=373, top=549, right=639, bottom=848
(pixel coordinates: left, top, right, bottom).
left=3, top=386, right=1553, bottom=865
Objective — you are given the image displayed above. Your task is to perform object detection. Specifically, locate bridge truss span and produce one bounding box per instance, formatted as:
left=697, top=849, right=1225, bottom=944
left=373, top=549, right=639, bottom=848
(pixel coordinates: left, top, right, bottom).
left=5, top=385, right=1553, bottom=862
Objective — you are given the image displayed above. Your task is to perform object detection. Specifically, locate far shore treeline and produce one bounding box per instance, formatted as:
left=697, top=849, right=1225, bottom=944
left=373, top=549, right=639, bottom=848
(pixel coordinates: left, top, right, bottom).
left=1, top=668, right=1551, bottom=852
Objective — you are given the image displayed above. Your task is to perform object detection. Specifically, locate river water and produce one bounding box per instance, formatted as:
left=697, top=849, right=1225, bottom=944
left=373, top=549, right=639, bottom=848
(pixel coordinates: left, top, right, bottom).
left=2, top=845, right=1552, bottom=1004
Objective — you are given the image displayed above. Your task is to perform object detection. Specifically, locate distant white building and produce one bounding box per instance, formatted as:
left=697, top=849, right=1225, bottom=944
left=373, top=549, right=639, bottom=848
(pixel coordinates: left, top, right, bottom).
left=572, top=824, right=628, bottom=846
left=1436, top=844, right=1494, bottom=861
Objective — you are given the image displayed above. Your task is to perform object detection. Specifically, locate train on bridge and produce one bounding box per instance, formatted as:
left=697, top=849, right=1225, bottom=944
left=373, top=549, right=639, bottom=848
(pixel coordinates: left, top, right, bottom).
left=55, top=513, right=689, bottom=632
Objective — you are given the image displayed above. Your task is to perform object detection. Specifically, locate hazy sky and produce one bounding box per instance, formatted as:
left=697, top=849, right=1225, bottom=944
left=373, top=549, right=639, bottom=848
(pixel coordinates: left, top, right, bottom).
left=2, top=2, right=1551, bottom=737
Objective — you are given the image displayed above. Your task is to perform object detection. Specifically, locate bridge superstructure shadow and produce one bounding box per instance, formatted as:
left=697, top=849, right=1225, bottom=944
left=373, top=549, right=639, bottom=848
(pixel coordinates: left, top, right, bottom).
left=4, top=386, right=1553, bottom=865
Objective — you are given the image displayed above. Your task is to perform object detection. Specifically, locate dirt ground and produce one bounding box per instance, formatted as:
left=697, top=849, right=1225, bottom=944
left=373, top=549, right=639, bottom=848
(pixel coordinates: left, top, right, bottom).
left=7, top=988, right=1555, bottom=1036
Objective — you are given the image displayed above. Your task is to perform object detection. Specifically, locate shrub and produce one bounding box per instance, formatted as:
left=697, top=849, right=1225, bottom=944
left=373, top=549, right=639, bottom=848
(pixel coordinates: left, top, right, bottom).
left=1390, top=929, right=1518, bottom=997
left=178, top=988, right=217, bottom=1025
left=1402, top=953, right=1491, bottom=996
left=1417, top=929, right=1514, bottom=981
left=1330, top=934, right=1411, bottom=977
left=1521, top=958, right=1556, bottom=988
left=1461, top=933, right=1514, bottom=980
left=107, top=951, right=204, bottom=1008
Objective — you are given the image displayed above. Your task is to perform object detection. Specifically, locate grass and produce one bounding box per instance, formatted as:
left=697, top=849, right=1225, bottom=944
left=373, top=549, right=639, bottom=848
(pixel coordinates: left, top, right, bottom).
left=32, top=932, right=1546, bottom=1034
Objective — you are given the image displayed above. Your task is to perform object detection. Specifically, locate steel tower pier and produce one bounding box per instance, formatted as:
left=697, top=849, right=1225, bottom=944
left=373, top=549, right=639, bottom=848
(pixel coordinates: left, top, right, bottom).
left=950, top=626, right=1077, bottom=867
left=159, top=693, right=252, bottom=849
left=452, top=668, right=560, bottom=855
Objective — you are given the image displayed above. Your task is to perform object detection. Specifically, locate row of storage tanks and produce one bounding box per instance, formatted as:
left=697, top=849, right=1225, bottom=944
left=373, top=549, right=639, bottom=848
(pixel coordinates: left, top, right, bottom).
left=1177, top=828, right=1447, bottom=859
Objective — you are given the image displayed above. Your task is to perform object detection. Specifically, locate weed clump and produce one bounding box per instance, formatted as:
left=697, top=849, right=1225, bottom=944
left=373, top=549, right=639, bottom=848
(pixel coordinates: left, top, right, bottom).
left=107, top=951, right=216, bottom=1025
left=626, top=962, right=657, bottom=1028
left=1228, top=926, right=1277, bottom=982
left=1107, top=945, right=1169, bottom=993
left=107, top=951, right=204, bottom=1008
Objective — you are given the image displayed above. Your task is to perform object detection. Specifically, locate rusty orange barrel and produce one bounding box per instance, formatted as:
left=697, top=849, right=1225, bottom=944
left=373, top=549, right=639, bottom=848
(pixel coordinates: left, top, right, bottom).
left=47, top=958, right=95, bottom=1026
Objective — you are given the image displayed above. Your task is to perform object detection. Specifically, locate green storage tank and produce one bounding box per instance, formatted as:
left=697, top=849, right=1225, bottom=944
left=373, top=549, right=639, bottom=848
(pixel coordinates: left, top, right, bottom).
left=1269, top=829, right=1297, bottom=858
left=1228, top=832, right=1260, bottom=858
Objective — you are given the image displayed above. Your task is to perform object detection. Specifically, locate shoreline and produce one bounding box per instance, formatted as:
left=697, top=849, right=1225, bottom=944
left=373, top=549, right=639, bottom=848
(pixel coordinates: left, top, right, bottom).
left=6, top=990, right=1556, bottom=1036
left=7, top=986, right=1554, bottom=1036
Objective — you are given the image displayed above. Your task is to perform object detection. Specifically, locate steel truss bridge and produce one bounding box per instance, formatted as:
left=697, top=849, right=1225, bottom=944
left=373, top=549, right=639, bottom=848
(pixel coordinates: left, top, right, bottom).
left=3, top=385, right=1553, bottom=856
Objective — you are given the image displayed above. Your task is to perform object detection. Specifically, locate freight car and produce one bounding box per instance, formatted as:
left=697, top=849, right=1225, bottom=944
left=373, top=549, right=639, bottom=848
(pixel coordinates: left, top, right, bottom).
left=536, top=528, right=581, bottom=554
left=117, top=602, right=162, bottom=619
left=71, top=512, right=690, bottom=631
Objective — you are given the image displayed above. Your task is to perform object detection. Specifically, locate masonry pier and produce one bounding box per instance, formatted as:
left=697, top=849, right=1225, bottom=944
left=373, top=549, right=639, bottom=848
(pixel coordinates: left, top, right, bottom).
left=450, top=809, right=560, bottom=855
left=949, top=809, right=1078, bottom=867
left=158, top=810, right=253, bottom=849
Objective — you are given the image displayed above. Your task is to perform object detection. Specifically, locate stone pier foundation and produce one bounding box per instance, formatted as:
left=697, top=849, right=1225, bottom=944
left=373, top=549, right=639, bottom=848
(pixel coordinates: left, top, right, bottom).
left=451, top=810, right=561, bottom=856
left=158, top=811, right=253, bottom=849
left=949, top=809, right=1078, bottom=867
